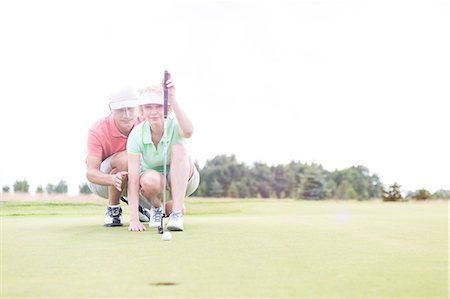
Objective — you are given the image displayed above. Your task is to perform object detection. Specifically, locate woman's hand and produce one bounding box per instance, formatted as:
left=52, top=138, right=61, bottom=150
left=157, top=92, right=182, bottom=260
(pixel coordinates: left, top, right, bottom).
left=128, top=219, right=146, bottom=232
left=163, top=71, right=176, bottom=103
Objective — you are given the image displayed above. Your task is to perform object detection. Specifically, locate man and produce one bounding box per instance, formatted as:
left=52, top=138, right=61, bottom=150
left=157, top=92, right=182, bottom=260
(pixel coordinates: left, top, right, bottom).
left=86, top=86, right=150, bottom=226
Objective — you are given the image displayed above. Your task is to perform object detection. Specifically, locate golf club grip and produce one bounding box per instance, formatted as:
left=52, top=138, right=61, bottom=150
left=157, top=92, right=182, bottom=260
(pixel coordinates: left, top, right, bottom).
left=163, top=70, right=169, bottom=119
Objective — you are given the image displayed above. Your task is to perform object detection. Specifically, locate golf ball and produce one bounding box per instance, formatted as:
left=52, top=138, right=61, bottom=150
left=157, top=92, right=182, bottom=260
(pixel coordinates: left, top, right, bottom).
left=162, top=232, right=172, bottom=241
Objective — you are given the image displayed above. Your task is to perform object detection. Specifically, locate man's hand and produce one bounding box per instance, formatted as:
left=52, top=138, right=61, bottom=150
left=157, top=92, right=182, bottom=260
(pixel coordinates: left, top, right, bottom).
left=112, top=171, right=128, bottom=191
left=128, top=219, right=146, bottom=232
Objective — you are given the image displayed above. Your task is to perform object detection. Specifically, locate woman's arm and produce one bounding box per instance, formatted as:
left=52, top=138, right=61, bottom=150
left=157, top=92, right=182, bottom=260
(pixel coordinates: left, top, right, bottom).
left=127, top=153, right=145, bottom=231
left=166, top=73, right=194, bottom=138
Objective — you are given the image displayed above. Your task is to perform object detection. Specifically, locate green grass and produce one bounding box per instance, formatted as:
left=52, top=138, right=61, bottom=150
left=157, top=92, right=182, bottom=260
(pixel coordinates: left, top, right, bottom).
left=1, top=199, right=448, bottom=298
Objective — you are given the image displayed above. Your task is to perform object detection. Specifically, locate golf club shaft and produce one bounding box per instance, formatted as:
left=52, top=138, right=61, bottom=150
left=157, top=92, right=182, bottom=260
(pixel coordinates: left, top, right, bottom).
left=164, top=70, right=169, bottom=119
left=160, top=70, right=169, bottom=233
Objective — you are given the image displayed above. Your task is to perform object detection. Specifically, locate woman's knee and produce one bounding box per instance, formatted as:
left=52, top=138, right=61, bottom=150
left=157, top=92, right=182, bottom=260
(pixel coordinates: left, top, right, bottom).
left=140, top=171, right=163, bottom=195
left=171, top=143, right=188, bottom=161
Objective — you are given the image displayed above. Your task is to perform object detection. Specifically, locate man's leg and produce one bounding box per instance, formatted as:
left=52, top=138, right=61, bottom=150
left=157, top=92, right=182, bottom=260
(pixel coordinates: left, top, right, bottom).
left=108, top=151, right=128, bottom=205
left=86, top=153, right=126, bottom=227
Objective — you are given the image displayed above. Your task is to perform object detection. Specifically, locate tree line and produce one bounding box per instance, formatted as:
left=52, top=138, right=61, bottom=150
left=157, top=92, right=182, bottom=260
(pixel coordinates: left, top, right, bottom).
left=2, top=179, right=91, bottom=195
left=193, top=155, right=449, bottom=200
left=3, top=155, right=449, bottom=200
left=193, top=155, right=382, bottom=199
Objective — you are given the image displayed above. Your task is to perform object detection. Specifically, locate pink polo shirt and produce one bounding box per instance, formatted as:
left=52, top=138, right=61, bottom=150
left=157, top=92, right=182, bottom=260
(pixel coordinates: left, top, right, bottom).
left=87, top=114, right=143, bottom=162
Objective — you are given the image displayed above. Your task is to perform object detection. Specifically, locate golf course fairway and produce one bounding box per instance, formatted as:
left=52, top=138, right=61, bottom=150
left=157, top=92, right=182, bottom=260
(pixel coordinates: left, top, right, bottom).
left=1, top=198, right=448, bottom=298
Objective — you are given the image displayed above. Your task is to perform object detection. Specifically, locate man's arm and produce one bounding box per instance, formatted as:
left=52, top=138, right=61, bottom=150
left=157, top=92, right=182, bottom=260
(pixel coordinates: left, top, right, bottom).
left=86, top=156, right=127, bottom=191
left=86, top=156, right=115, bottom=186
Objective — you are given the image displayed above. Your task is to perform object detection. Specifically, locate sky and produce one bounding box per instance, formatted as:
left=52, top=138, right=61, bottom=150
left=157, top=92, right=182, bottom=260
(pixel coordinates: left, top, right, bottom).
left=0, top=0, right=449, bottom=195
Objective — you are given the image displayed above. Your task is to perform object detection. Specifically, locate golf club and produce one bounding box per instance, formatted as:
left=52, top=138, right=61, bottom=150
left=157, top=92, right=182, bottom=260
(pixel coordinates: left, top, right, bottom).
left=157, top=70, right=169, bottom=234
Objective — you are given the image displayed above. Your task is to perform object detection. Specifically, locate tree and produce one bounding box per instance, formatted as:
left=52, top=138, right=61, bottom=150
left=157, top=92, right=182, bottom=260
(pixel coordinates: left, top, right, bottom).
left=413, top=188, right=431, bottom=200
left=235, top=181, right=250, bottom=198
left=251, top=163, right=273, bottom=198
left=272, top=165, right=287, bottom=198
left=299, top=175, right=327, bottom=200
left=295, top=164, right=328, bottom=200
left=2, top=185, right=10, bottom=193
left=35, top=185, right=44, bottom=194
left=46, top=184, right=55, bottom=194
left=195, top=154, right=384, bottom=199
left=193, top=179, right=206, bottom=197
left=335, top=180, right=357, bottom=199
left=369, top=174, right=382, bottom=198
left=382, top=182, right=402, bottom=202
left=226, top=182, right=239, bottom=198
left=208, top=179, right=224, bottom=197
left=199, top=155, right=242, bottom=197
left=432, top=189, right=450, bottom=199
left=13, top=179, right=29, bottom=193
left=53, top=180, right=68, bottom=194
left=327, top=166, right=379, bottom=199
left=79, top=182, right=92, bottom=195
left=325, top=179, right=337, bottom=198
left=283, top=162, right=303, bottom=198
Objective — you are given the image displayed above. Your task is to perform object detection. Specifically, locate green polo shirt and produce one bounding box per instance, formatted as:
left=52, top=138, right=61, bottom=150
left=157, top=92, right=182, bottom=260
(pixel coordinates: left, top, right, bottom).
left=127, top=117, right=184, bottom=173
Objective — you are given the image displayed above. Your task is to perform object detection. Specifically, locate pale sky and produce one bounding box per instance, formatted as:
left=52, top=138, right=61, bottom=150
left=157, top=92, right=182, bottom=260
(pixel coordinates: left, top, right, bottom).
left=1, top=0, right=449, bottom=195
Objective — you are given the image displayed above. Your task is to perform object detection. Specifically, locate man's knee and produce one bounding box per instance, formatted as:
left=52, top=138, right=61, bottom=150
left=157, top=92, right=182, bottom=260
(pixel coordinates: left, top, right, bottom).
left=111, top=151, right=128, bottom=172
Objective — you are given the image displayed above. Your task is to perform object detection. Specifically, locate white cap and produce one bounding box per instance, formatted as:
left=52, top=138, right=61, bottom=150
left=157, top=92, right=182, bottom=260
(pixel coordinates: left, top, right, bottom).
left=109, top=86, right=139, bottom=110
left=139, top=90, right=164, bottom=105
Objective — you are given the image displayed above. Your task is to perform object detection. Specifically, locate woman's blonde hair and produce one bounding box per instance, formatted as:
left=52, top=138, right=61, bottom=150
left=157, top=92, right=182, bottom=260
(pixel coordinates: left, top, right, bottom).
left=138, top=84, right=163, bottom=96
left=138, top=83, right=172, bottom=114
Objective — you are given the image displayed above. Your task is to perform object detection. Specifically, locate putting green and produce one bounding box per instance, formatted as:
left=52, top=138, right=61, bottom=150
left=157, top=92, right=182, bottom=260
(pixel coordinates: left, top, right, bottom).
left=1, top=199, right=448, bottom=298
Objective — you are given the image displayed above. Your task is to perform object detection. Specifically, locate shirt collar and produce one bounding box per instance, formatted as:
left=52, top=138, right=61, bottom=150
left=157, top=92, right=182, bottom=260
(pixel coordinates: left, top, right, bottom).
left=142, top=118, right=174, bottom=145
left=109, top=115, right=126, bottom=138
left=142, top=121, right=153, bottom=144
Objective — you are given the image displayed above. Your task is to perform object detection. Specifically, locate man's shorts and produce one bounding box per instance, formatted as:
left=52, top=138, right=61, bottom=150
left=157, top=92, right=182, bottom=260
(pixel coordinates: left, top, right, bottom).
left=88, top=155, right=200, bottom=208
left=87, top=155, right=117, bottom=199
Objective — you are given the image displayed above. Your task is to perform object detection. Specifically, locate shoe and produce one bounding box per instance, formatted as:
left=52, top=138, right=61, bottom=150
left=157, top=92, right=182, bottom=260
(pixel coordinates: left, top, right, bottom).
left=104, top=206, right=123, bottom=227
left=149, top=207, right=163, bottom=228
left=120, top=197, right=129, bottom=205
left=138, top=206, right=151, bottom=222
left=167, top=211, right=184, bottom=231
left=121, top=197, right=150, bottom=223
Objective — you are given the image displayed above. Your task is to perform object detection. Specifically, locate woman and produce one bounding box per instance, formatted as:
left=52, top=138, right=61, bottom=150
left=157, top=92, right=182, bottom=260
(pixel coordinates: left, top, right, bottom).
left=126, top=72, right=200, bottom=232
